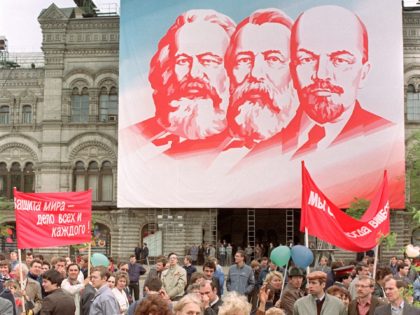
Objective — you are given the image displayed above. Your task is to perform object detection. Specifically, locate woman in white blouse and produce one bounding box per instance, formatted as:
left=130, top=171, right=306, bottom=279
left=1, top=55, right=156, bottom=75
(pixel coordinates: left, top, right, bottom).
left=112, top=272, right=130, bottom=315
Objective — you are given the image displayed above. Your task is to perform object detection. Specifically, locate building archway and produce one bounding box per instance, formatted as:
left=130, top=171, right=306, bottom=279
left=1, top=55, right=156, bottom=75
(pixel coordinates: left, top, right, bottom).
left=70, top=222, right=111, bottom=257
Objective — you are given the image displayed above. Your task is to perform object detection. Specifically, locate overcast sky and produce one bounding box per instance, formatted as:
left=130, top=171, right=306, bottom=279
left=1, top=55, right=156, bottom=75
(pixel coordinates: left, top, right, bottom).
left=0, top=0, right=120, bottom=52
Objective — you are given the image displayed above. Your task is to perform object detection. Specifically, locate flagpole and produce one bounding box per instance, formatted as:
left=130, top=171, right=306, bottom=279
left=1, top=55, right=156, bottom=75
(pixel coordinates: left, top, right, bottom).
left=305, top=228, right=310, bottom=274
left=88, top=242, right=92, bottom=278
left=280, top=261, right=289, bottom=301
left=372, top=244, right=379, bottom=280
left=18, top=249, right=26, bottom=314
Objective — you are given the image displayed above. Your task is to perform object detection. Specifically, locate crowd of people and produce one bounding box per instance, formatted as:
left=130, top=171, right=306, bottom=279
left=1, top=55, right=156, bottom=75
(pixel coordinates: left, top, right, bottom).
left=0, top=248, right=419, bottom=315
left=184, top=242, right=276, bottom=266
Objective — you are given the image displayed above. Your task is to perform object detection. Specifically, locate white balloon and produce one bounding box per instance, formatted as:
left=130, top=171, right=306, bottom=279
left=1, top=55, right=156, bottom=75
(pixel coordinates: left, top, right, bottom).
left=406, top=244, right=420, bottom=258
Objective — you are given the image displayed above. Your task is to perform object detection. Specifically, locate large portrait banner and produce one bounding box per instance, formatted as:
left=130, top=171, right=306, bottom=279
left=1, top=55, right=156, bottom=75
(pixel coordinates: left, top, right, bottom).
left=118, top=0, right=405, bottom=208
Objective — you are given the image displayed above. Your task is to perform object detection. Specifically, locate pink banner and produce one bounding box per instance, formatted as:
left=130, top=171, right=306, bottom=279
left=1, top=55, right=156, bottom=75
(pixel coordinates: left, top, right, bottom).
left=14, top=189, right=92, bottom=249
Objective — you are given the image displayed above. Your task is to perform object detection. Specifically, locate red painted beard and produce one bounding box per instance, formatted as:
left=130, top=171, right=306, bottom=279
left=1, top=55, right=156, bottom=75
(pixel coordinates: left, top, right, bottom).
left=299, top=79, right=345, bottom=124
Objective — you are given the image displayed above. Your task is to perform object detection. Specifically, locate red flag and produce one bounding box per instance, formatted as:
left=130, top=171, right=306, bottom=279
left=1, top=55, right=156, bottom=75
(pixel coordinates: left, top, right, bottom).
left=300, top=163, right=390, bottom=252
left=14, top=189, right=92, bottom=249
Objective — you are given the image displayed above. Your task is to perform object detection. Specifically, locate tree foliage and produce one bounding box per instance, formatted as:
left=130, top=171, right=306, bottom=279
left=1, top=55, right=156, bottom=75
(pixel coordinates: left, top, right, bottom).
left=346, top=198, right=370, bottom=219
left=346, top=197, right=396, bottom=249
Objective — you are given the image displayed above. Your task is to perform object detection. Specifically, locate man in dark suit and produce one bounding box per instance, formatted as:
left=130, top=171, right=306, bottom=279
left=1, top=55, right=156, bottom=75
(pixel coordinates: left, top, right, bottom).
left=374, top=278, right=420, bottom=315
left=41, top=269, right=76, bottom=315
left=348, top=276, right=385, bottom=315
left=280, top=267, right=305, bottom=315
left=200, top=280, right=222, bottom=315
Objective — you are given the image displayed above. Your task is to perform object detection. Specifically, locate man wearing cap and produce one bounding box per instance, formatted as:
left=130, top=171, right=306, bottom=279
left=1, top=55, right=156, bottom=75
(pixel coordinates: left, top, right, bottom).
left=333, top=265, right=354, bottom=289
left=294, top=271, right=346, bottom=315
left=348, top=276, right=385, bottom=315
left=280, top=267, right=305, bottom=315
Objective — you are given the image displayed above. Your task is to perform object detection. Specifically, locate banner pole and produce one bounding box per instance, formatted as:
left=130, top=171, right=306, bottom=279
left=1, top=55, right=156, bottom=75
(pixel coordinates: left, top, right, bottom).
left=18, top=249, right=26, bottom=314
left=88, top=242, right=92, bottom=278
left=372, top=244, right=379, bottom=280
left=280, top=261, right=289, bottom=301
left=305, top=228, right=310, bottom=274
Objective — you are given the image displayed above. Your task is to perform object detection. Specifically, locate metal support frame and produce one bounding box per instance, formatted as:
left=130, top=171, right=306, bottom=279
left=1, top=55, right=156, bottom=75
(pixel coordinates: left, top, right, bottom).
left=247, top=209, right=256, bottom=249
left=286, top=209, right=294, bottom=246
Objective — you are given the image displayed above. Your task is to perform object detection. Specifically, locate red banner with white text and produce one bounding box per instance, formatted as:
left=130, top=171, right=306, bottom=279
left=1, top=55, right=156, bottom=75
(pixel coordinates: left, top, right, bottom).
left=300, top=164, right=390, bottom=252
left=14, top=189, right=92, bottom=249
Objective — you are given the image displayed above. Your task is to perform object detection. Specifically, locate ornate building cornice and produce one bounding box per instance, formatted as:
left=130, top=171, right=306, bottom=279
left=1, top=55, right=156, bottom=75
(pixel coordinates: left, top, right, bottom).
left=0, top=142, right=39, bottom=162
left=65, top=49, right=119, bottom=56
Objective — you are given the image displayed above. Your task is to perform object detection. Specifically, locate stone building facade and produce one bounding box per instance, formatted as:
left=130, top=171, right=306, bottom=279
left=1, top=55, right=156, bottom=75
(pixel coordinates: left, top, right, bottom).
left=0, top=3, right=417, bottom=262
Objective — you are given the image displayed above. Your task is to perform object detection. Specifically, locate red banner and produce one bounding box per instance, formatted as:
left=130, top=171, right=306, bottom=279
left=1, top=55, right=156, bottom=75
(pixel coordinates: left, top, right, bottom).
left=14, top=189, right=92, bottom=249
left=300, top=164, right=390, bottom=252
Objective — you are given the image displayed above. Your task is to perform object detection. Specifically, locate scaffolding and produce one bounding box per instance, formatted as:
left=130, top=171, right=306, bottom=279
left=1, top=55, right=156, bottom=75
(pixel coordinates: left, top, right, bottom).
left=247, top=209, right=256, bottom=249
left=286, top=209, right=294, bottom=245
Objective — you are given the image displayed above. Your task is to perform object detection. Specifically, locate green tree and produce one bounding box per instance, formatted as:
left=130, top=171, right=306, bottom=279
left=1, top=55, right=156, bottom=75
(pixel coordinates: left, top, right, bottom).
left=346, top=197, right=396, bottom=249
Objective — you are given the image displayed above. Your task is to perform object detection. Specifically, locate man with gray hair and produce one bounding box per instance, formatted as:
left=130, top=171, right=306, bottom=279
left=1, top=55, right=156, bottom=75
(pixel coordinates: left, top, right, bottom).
left=13, top=263, right=42, bottom=314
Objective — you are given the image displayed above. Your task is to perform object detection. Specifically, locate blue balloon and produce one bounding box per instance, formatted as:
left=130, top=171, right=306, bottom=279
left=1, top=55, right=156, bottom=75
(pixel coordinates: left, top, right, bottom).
left=291, top=245, right=314, bottom=268
left=91, top=253, right=109, bottom=267
left=270, top=246, right=291, bottom=267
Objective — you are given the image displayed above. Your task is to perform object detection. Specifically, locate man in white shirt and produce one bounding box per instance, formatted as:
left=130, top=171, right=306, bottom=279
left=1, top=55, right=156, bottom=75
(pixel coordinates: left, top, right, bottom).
left=61, top=263, right=90, bottom=315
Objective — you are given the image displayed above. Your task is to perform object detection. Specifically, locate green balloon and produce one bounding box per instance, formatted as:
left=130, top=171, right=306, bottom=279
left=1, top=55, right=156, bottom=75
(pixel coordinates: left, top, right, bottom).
left=270, top=246, right=291, bottom=267
left=91, top=253, right=109, bottom=267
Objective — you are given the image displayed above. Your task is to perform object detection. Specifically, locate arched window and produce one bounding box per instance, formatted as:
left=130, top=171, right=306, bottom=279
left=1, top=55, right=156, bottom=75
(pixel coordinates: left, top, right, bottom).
left=0, top=161, right=35, bottom=199
left=0, top=106, right=10, bottom=124
left=22, top=105, right=32, bottom=124
left=0, top=163, right=7, bottom=197
left=88, top=161, right=99, bottom=201
left=100, top=161, right=113, bottom=201
left=99, top=86, right=118, bottom=122
left=10, top=162, right=22, bottom=192
left=73, top=160, right=113, bottom=202
left=71, top=87, right=89, bottom=122
left=73, top=161, right=86, bottom=192
left=69, top=222, right=111, bottom=257
left=23, top=162, right=35, bottom=193
left=407, top=84, right=420, bottom=121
